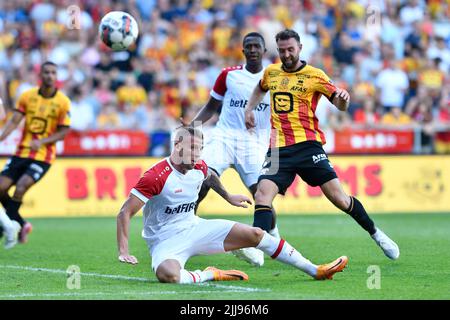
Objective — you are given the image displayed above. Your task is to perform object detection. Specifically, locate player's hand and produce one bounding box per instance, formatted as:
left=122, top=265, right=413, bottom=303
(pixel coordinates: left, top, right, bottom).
left=245, top=110, right=256, bottom=130
left=30, top=139, right=43, bottom=151
left=227, top=194, right=252, bottom=208
left=335, top=87, right=350, bottom=102
left=118, top=254, right=139, bottom=265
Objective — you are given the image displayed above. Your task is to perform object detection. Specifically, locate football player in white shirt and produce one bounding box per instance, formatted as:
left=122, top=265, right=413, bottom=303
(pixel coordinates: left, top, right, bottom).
left=187, top=32, right=277, bottom=267
left=116, top=126, right=348, bottom=284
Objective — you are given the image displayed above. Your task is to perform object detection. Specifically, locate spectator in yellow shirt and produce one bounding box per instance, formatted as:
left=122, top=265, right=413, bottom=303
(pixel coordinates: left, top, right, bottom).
left=381, top=106, right=414, bottom=128
left=97, top=103, right=121, bottom=130
left=116, top=74, right=147, bottom=109
left=418, top=58, right=445, bottom=100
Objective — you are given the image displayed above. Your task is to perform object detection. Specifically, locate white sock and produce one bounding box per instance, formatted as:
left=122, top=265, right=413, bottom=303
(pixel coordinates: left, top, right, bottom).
left=0, top=207, right=13, bottom=229
left=256, top=232, right=318, bottom=277
left=178, top=269, right=215, bottom=284
left=371, top=228, right=382, bottom=241
left=269, top=225, right=280, bottom=239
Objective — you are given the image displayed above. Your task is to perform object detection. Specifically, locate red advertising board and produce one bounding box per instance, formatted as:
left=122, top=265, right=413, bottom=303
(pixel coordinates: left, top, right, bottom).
left=62, top=130, right=149, bottom=155
left=333, top=129, right=414, bottom=153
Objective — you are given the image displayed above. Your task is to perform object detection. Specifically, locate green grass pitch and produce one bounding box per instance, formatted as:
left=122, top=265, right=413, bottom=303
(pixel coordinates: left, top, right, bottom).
left=0, top=213, right=449, bottom=300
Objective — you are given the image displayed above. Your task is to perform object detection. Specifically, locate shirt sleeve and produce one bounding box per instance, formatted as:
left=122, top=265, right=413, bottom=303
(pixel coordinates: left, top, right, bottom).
left=210, top=69, right=228, bottom=101
left=259, top=67, right=270, bottom=92
left=58, top=98, right=71, bottom=127
left=194, top=160, right=209, bottom=179
left=15, top=91, right=28, bottom=114
left=131, top=168, right=166, bottom=203
left=314, top=70, right=337, bottom=101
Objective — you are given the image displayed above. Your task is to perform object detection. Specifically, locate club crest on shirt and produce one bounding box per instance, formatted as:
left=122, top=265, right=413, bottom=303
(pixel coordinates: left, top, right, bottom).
left=280, top=77, right=289, bottom=90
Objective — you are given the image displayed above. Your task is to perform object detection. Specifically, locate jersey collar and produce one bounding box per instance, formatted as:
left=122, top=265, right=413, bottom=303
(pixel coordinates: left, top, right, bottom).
left=281, top=60, right=307, bottom=73
left=38, top=87, right=58, bottom=98
left=243, top=64, right=264, bottom=75
left=167, top=157, right=188, bottom=176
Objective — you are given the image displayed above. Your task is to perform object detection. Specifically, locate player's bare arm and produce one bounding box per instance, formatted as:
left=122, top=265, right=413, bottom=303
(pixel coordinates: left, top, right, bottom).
left=332, top=87, right=351, bottom=112
left=117, top=194, right=144, bottom=264
left=0, top=110, right=24, bottom=141
left=203, top=169, right=252, bottom=208
left=189, top=97, right=223, bottom=126
left=244, top=84, right=266, bottom=130
left=29, top=126, right=70, bottom=151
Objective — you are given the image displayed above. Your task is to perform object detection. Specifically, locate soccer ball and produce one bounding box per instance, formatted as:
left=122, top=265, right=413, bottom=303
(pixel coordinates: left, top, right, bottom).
left=99, top=11, right=139, bottom=51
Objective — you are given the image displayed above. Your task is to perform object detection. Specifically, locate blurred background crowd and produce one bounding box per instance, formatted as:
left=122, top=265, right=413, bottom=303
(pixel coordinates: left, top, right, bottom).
left=0, top=0, right=449, bottom=154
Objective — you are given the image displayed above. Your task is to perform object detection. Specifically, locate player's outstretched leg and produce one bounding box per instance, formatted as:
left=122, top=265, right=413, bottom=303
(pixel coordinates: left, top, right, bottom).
left=321, top=178, right=400, bottom=260
left=9, top=175, right=35, bottom=243
left=0, top=207, right=20, bottom=249
left=0, top=177, right=14, bottom=240
left=155, top=259, right=248, bottom=284
left=225, top=223, right=348, bottom=280
left=231, top=182, right=280, bottom=267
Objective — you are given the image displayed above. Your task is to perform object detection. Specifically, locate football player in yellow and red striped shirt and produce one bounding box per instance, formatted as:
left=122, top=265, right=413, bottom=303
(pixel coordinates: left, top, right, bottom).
left=245, top=30, right=400, bottom=261
left=0, top=61, right=70, bottom=247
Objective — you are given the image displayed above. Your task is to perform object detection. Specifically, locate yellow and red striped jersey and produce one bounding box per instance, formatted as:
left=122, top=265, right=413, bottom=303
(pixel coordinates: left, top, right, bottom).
left=15, top=87, right=71, bottom=164
left=260, top=62, right=337, bottom=148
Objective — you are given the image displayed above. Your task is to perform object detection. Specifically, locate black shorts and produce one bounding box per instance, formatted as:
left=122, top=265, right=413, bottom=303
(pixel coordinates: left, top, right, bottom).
left=1, top=156, right=51, bottom=183
left=258, top=141, right=337, bottom=195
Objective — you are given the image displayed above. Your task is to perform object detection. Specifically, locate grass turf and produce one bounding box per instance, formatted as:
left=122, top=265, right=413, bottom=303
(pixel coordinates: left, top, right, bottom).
left=0, top=213, right=449, bottom=300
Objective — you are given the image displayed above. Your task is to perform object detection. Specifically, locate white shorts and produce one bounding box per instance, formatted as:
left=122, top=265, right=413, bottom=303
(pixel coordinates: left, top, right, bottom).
left=148, top=218, right=236, bottom=272
left=202, top=129, right=268, bottom=188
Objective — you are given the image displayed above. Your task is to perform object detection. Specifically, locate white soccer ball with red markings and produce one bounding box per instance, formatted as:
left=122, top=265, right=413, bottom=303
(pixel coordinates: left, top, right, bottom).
left=99, top=11, right=139, bottom=51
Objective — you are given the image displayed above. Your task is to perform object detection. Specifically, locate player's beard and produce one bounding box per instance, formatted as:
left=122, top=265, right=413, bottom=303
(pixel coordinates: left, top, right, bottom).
left=282, top=55, right=300, bottom=70
left=42, top=78, right=55, bottom=88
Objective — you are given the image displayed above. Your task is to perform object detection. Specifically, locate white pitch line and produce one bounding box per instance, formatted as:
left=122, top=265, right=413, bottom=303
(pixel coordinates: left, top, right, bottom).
left=200, top=282, right=271, bottom=292
left=0, top=264, right=150, bottom=282
left=0, top=265, right=270, bottom=293
left=0, top=289, right=261, bottom=299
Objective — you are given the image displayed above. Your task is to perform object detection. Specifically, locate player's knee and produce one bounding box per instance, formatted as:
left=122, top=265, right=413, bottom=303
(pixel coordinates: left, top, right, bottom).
left=14, top=184, right=29, bottom=198
left=255, top=189, right=270, bottom=205
left=159, top=275, right=180, bottom=284
left=249, top=227, right=264, bottom=245
left=156, top=269, right=180, bottom=284
left=0, top=181, right=10, bottom=194
left=0, top=186, right=8, bottom=195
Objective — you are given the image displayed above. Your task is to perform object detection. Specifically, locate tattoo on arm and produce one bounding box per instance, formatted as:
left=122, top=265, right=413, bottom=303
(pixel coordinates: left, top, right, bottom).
left=205, top=169, right=229, bottom=201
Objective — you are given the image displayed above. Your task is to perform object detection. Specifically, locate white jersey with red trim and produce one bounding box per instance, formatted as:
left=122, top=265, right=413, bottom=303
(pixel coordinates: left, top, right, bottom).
left=210, top=64, right=271, bottom=141
left=130, top=158, right=208, bottom=246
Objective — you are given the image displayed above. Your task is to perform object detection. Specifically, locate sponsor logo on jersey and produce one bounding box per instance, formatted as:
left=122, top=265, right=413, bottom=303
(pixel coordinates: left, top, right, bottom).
left=229, top=99, right=269, bottom=111
left=289, top=86, right=307, bottom=92
left=164, top=201, right=196, bottom=214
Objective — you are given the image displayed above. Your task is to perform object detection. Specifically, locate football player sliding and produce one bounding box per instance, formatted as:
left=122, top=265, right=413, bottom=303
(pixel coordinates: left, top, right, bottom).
left=116, top=125, right=348, bottom=284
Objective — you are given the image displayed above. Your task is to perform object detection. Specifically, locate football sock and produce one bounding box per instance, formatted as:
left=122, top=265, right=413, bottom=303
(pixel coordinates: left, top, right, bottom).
left=345, top=196, right=376, bottom=235
left=179, top=269, right=214, bottom=284
left=0, top=207, right=14, bottom=230
left=253, top=205, right=273, bottom=232
left=256, top=232, right=317, bottom=277
left=6, top=199, right=25, bottom=227
left=269, top=225, right=280, bottom=239
left=0, top=193, right=11, bottom=209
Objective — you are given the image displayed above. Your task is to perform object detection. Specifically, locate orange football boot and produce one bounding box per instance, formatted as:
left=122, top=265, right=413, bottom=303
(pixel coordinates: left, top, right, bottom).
left=315, top=256, right=348, bottom=280
left=204, top=266, right=249, bottom=281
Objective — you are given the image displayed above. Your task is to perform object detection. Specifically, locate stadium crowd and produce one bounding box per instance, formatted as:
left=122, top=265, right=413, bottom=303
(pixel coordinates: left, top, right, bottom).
left=0, top=0, right=449, bottom=154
